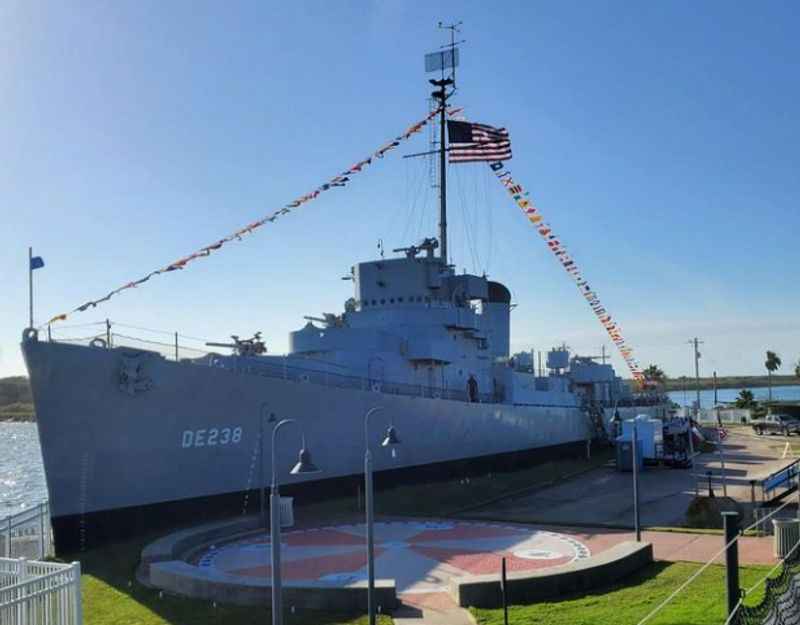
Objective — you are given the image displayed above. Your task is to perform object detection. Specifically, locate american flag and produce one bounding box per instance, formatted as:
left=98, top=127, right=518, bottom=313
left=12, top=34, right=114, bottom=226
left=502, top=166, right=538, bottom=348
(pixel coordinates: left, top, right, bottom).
left=447, top=120, right=512, bottom=163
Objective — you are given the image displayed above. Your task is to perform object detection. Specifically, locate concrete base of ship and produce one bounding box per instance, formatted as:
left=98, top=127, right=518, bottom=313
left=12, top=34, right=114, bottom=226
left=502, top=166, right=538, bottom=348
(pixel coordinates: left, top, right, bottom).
left=52, top=438, right=594, bottom=554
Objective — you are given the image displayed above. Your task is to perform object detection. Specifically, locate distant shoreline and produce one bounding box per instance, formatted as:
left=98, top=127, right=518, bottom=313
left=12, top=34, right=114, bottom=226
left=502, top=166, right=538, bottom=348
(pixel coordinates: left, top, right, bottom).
left=0, top=414, right=35, bottom=423
left=661, top=376, right=800, bottom=392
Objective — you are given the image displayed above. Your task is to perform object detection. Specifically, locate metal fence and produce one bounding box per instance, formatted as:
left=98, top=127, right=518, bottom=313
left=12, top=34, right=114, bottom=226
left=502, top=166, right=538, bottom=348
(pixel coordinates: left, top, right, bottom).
left=676, top=407, right=752, bottom=423
left=1, top=503, right=53, bottom=561
left=0, top=558, right=82, bottom=625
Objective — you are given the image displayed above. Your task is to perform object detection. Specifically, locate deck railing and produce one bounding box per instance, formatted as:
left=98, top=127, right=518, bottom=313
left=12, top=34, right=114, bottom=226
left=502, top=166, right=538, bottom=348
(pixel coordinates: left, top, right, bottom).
left=0, top=558, right=82, bottom=625
left=1, top=503, right=52, bottom=561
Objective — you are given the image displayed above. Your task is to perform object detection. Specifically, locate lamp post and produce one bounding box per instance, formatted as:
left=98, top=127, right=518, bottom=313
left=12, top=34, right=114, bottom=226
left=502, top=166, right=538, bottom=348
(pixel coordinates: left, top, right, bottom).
left=270, top=419, right=320, bottom=625
left=363, top=407, right=400, bottom=625
left=259, top=403, right=277, bottom=527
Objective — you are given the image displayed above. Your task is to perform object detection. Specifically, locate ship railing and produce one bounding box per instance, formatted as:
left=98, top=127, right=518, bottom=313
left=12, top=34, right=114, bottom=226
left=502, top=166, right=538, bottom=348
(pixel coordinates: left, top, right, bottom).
left=0, top=558, right=82, bottom=625
left=44, top=322, right=212, bottom=362
left=221, top=357, right=496, bottom=404
left=1, top=503, right=52, bottom=561
left=44, top=322, right=497, bottom=404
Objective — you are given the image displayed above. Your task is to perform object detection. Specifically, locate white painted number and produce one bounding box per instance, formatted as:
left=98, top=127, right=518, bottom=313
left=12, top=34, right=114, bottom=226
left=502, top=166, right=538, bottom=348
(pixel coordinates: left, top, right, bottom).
left=182, top=426, right=244, bottom=449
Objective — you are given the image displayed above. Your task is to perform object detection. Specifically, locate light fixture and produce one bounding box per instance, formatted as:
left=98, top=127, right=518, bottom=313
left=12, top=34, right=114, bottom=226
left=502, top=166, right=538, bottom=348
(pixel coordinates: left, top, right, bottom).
left=381, top=425, right=401, bottom=447
left=290, top=446, right=320, bottom=475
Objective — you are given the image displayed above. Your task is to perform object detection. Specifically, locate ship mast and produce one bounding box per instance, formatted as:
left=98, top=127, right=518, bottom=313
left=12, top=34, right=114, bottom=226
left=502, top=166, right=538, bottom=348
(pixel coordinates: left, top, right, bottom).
left=430, top=77, right=452, bottom=263
left=429, top=21, right=463, bottom=264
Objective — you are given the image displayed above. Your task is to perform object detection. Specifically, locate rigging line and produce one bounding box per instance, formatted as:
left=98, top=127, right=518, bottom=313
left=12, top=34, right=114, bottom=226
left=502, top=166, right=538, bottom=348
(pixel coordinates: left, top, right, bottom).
left=402, top=157, right=426, bottom=245
left=43, top=321, right=106, bottom=330
left=471, top=164, right=483, bottom=273
left=455, top=166, right=479, bottom=273
left=485, top=168, right=494, bottom=274
left=111, top=322, right=211, bottom=344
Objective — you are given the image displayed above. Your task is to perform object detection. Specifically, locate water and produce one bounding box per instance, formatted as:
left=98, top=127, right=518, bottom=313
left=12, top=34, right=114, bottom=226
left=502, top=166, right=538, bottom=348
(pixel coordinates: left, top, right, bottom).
left=667, top=384, right=800, bottom=407
left=0, top=422, right=48, bottom=519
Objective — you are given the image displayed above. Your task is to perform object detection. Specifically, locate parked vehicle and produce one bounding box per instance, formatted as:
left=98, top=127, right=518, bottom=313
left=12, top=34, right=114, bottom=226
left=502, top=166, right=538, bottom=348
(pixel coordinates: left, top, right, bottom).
left=751, top=414, right=800, bottom=436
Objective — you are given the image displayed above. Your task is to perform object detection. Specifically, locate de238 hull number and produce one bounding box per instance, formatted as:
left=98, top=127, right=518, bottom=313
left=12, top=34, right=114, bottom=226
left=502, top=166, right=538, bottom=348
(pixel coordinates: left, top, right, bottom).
left=182, top=426, right=242, bottom=448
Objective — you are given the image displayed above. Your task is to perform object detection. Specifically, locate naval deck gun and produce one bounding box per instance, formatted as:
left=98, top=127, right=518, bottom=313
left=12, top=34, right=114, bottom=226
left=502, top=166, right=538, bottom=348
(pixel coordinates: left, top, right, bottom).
left=392, top=237, right=439, bottom=259
left=205, top=332, right=267, bottom=357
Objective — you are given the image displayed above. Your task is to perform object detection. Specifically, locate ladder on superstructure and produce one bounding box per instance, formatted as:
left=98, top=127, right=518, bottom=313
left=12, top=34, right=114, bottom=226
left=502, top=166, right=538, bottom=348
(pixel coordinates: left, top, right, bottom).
left=583, top=400, right=609, bottom=442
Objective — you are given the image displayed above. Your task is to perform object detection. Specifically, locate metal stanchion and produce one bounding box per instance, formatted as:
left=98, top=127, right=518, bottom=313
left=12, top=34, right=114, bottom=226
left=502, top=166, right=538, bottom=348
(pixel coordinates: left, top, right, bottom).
left=632, top=423, right=641, bottom=542
left=501, top=556, right=509, bottom=625
left=722, top=511, right=740, bottom=618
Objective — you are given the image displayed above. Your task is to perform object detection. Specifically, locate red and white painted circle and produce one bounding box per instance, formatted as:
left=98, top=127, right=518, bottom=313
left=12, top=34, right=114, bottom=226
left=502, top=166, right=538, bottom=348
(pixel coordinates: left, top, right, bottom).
left=196, top=520, right=590, bottom=595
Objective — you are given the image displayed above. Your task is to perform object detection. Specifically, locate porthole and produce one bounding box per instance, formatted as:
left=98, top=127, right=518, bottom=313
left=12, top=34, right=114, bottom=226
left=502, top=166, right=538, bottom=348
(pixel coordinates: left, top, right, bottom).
left=390, top=298, right=395, bottom=304
left=398, top=297, right=404, bottom=303
left=380, top=299, right=386, bottom=305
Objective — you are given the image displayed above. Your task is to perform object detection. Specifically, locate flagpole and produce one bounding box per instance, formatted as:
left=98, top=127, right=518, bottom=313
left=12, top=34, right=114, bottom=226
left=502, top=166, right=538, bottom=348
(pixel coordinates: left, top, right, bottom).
left=28, top=246, right=33, bottom=328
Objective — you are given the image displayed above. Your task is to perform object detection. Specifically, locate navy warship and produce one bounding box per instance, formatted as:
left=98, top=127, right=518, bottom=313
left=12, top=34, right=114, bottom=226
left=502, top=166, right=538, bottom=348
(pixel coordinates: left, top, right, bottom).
left=21, top=46, right=666, bottom=550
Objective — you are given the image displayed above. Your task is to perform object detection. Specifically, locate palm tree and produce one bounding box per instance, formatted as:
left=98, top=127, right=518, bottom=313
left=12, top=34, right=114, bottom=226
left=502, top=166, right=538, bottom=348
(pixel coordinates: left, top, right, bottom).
left=765, top=350, right=782, bottom=402
left=642, top=364, right=667, bottom=385
left=735, top=389, right=756, bottom=409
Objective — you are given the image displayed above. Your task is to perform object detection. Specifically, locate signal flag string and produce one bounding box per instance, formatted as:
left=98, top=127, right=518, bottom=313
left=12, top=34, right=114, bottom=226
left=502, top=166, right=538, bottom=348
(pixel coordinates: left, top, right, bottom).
left=486, top=159, right=645, bottom=382
left=44, top=108, right=443, bottom=327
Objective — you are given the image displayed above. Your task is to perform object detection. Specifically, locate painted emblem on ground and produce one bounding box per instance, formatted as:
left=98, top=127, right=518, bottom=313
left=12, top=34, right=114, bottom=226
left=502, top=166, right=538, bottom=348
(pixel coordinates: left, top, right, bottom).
left=195, top=520, right=591, bottom=595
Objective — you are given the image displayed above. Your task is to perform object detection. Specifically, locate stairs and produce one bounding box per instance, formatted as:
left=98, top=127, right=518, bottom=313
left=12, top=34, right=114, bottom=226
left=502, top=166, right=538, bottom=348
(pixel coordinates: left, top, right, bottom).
left=584, top=401, right=609, bottom=442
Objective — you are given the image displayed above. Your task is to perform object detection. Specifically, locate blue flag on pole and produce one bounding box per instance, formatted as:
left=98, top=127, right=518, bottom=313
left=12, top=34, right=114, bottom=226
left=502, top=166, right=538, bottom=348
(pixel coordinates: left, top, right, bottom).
left=30, top=256, right=44, bottom=270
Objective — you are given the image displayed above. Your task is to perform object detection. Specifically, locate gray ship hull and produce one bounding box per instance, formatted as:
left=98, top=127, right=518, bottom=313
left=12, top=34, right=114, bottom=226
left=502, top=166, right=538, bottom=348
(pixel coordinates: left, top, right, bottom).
left=22, top=338, right=661, bottom=549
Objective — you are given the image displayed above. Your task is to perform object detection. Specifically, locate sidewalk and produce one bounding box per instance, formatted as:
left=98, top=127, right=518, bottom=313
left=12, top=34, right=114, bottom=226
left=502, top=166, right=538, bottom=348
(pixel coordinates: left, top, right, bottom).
left=539, top=524, right=776, bottom=565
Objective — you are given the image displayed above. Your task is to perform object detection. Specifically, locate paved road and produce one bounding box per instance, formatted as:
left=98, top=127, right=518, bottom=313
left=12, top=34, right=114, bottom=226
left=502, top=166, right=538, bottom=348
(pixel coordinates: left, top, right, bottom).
left=465, top=429, right=797, bottom=528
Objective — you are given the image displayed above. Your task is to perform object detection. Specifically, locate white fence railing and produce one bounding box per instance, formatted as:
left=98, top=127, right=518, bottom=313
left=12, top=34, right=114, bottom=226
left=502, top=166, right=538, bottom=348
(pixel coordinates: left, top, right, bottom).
left=0, top=558, right=82, bottom=625
left=676, top=407, right=752, bottom=423
left=1, top=503, right=53, bottom=560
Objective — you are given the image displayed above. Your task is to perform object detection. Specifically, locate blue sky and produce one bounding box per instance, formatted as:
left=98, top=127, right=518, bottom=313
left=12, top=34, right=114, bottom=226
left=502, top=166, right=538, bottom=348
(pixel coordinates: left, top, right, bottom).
left=2, top=1, right=799, bottom=379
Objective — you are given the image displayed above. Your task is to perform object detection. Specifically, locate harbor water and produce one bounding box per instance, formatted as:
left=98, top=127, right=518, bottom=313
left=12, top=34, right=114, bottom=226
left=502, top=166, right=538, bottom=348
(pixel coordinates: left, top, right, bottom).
left=0, top=422, right=48, bottom=519
left=667, top=384, right=800, bottom=407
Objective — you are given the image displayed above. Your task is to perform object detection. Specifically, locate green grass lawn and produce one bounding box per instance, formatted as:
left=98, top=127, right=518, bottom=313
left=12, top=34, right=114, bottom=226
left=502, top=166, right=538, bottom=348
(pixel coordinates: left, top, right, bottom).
left=470, top=562, right=773, bottom=625
left=66, top=533, right=391, bottom=625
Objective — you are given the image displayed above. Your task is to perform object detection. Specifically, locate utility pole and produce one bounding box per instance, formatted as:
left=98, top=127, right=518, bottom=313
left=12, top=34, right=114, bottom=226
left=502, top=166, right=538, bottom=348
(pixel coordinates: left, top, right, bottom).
left=688, top=338, right=704, bottom=419
left=713, top=370, right=718, bottom=406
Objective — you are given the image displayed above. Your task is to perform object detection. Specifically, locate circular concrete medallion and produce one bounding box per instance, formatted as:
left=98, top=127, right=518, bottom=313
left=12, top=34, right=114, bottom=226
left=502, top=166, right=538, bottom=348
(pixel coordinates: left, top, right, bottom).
left=194, top=520, right=591, bottom=595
